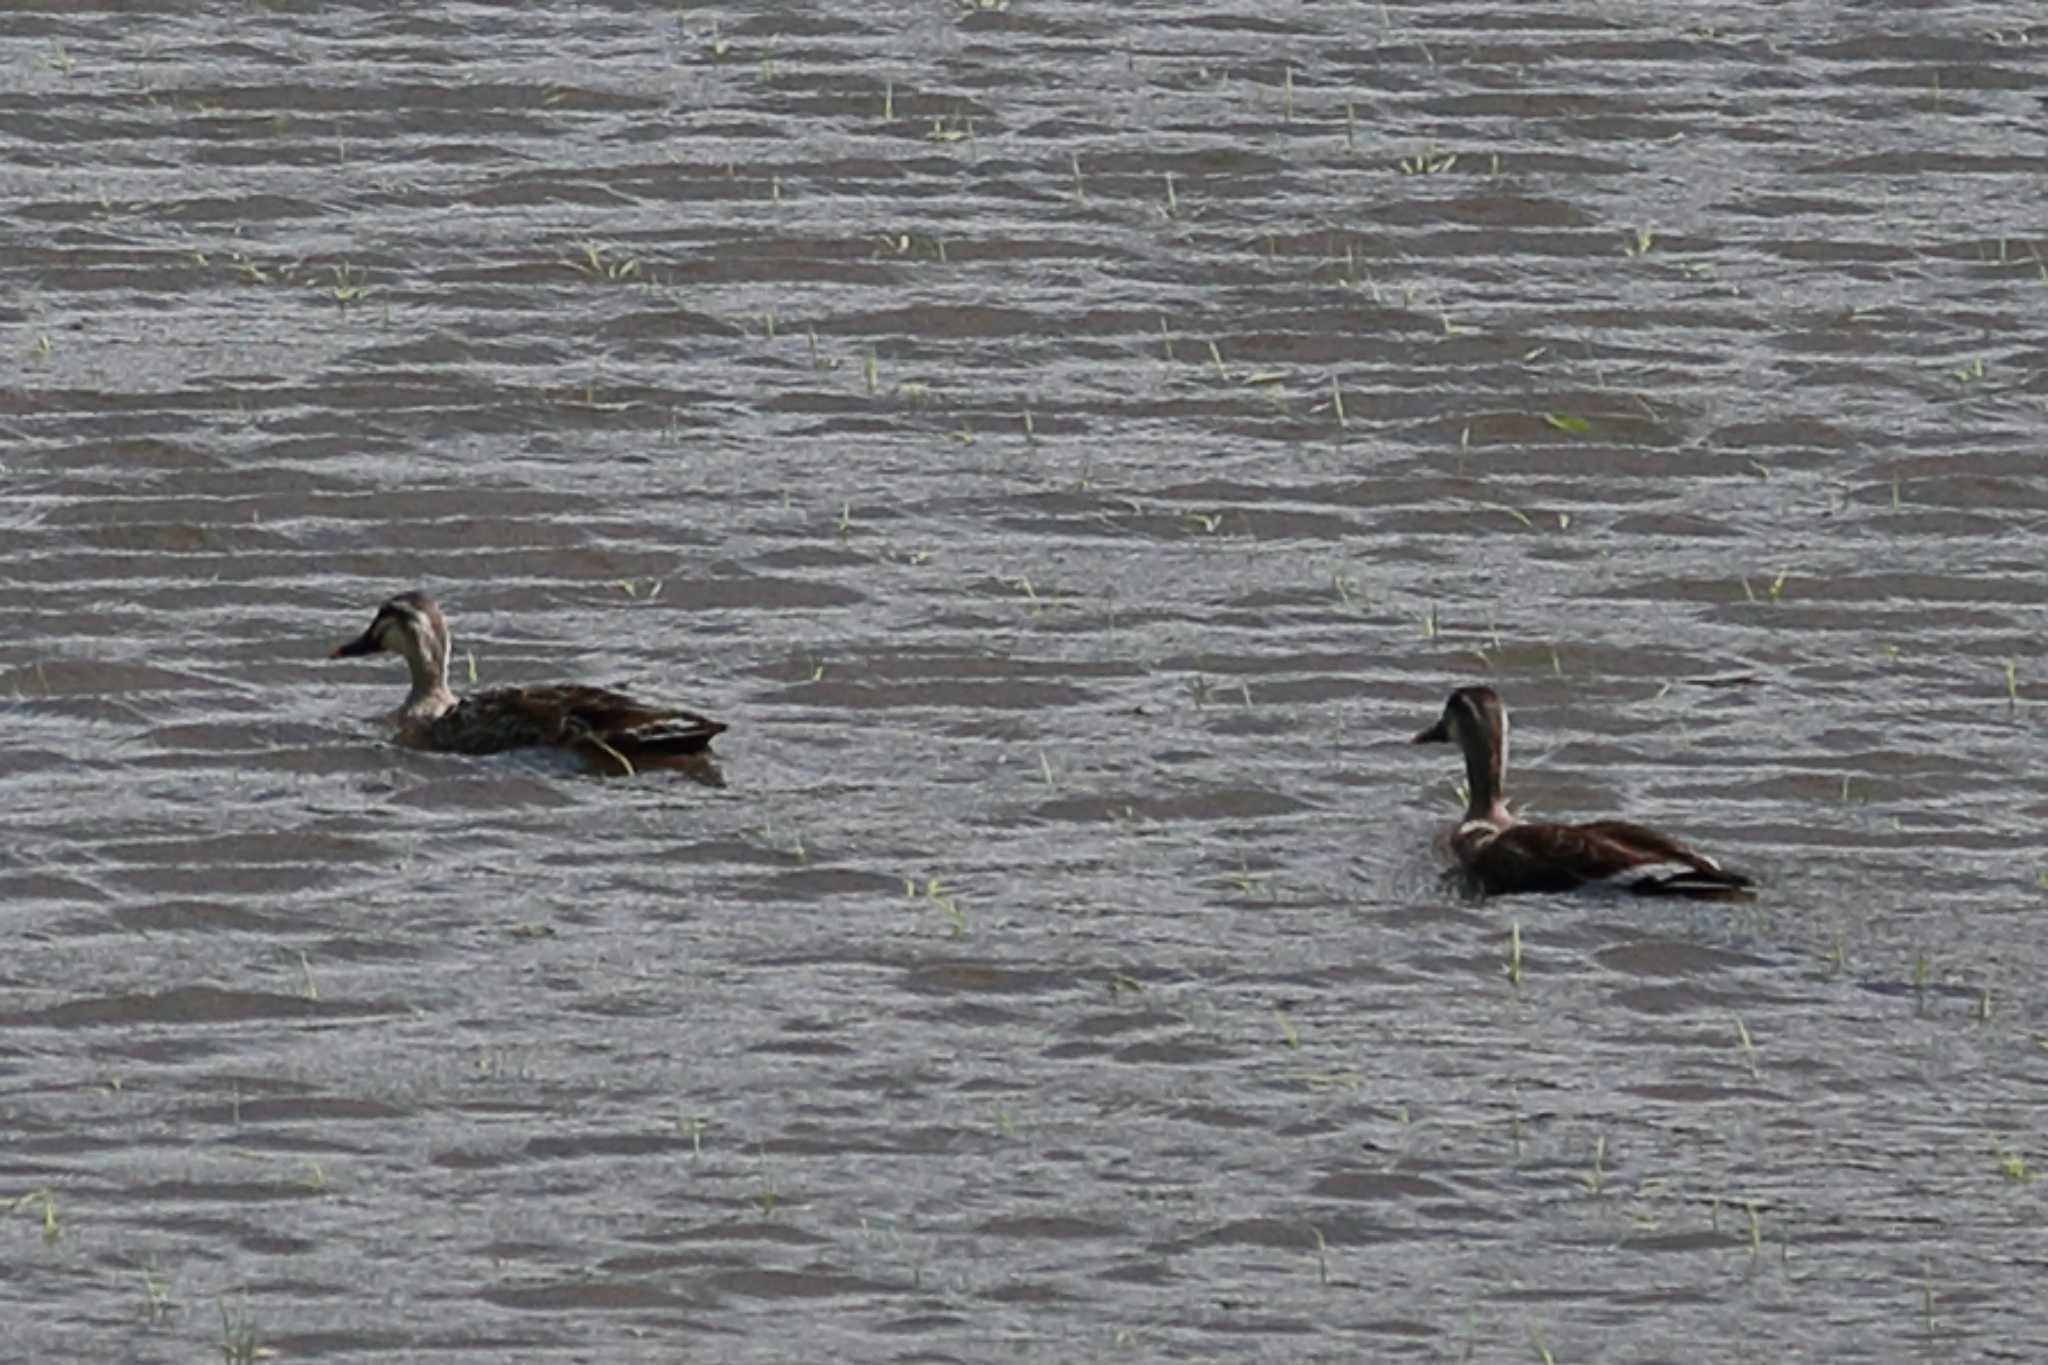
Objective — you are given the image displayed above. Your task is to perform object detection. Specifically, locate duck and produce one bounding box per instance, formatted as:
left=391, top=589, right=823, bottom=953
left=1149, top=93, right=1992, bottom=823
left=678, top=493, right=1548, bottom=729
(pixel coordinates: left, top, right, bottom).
left=331, top=590, right=726, bottom=781
left=1412, top=685, right=1752, bottom=898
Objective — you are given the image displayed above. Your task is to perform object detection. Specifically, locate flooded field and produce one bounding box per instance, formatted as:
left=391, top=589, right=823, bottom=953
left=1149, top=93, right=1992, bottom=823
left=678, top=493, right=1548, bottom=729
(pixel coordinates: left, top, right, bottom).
left=4, top=3, right=2047, bottom=1360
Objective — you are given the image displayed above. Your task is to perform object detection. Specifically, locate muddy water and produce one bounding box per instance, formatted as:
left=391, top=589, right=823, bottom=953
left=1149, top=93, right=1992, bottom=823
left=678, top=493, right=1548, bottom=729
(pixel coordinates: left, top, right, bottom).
left=4, top=4, right=2047, bottom=1360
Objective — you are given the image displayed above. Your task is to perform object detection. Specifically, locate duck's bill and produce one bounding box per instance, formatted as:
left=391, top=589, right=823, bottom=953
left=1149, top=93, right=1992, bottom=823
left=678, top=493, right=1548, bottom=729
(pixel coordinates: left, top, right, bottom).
left=332, top=631, right=380, bottom=658
left=1412, top=718, right=1449, bottom=744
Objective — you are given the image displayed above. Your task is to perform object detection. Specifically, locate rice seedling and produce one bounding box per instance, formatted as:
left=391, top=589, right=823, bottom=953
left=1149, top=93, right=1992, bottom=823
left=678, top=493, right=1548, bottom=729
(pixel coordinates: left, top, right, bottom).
left=1398, top=149, right=1456, bottom=175
left=863, top=350, right=879, bottom=395
left=1622, top=227, right=1655, bottom=257
left=882, top=80, right=893, bottom=119
left=1206, top=339, right=1227, bottom=382
left=1038, top=749, right=1055, bottom=787
left=219, top=1299, right=265, bottom=1365
left=1733, top=1017, right=1759, bottom=1078
left=1164, top=171, right=1179, bottom=218
left=1506, top=921, right=1522, bottom=985
left=1421, top=605, right=1439, bottom=639
left=1979, top=987, right=1993, bottom=1021
left=908, top=877, right=966, bottom=936
left=1583, top=1134, right=1605, bottom=1193
left=1996, top=1146, right=2030, bottom=1182
left=1282, top=67, right=1295, bottom=123
left=1529, top=1330, right=1555, bottom=1364
left=1344, top=101, right=1356, bottom=151
left=1330, top=375, right=1347, bottom=428
left=1541, top=413, right=1589, bottom=434
left=12, top=1189, right=58, bottom=1242
left=296, top=950, right=317, bottom=1001
left=1308, top=1225, right=1329, bottom=1284
left=1891, top=475, right=1902, bottom=510
left=141, top=1264, right=173, bottom=1323
left=1274, top=1008, right=1300, bottom=1049
left=1746, top=1200, right=1762, bottom=1260
left=567, top=242, right=638, bottom=281
left=2004, top=659, right=2019, bottom=711
left=1158, top=316, right=1174, bottom=362
left=326, top=263, right=364, bottom=307
left=1021, top=410, right=1037, bottom=444
left=1952, top=356, right=1984, bottom=384
left=1069, top=151, right=1084, bottom=203
left=679, top=1116, right=706, bottom=1155
left=587, top=732, right=636, bottom=778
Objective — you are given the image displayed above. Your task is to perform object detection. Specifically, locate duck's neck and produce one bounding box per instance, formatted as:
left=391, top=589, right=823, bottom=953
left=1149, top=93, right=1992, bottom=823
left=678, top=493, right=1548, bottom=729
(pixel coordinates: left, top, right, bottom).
left=394, top=632, right=459, bottom=721
left=1459, top=719, right=1512, bottom=827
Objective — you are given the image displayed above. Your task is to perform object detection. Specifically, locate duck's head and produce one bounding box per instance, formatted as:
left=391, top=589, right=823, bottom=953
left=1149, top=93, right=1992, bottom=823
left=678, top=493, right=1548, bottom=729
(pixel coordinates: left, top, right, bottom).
left=1413, top=684, right=1509, bottom=756
left=333, top=589, right=454, bottom=688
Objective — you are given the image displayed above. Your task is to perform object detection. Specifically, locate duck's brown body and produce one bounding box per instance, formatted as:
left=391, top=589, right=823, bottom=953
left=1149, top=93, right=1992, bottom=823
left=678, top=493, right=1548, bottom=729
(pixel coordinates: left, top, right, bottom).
left=332, top=591, right=725, bottom=780
left=1414, top=686, right=1751, bottom=899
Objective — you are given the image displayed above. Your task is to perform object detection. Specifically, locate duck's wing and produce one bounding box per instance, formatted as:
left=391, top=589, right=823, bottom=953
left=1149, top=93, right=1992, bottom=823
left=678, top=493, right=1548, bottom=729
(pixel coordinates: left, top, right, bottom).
left=515, top=684, right=728, bottom=756
left=1477, top=820, right=1753, bottom=898
left=1573, top=820, right=1753, bottom=896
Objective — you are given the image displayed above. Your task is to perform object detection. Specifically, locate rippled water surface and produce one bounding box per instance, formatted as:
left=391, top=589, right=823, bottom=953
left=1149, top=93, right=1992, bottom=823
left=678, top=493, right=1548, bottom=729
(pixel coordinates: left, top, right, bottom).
left=5, top=3, right=2048, bottom=1360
